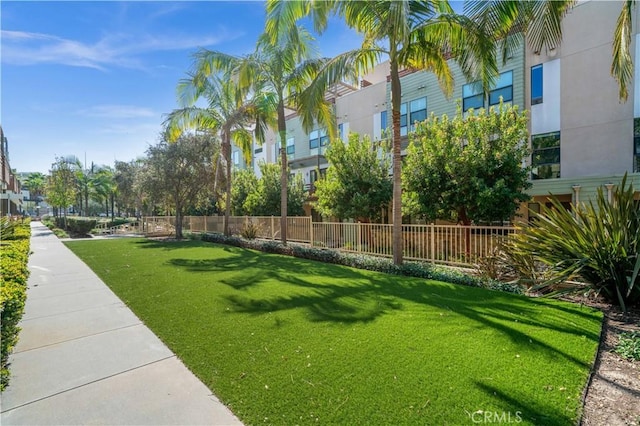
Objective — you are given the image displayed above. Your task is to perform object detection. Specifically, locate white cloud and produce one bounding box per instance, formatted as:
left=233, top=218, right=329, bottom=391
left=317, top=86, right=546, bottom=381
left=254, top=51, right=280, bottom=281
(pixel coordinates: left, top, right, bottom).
left=1, top=28, right=241, bottom=70
left=78, top=105, right=157, bottom=119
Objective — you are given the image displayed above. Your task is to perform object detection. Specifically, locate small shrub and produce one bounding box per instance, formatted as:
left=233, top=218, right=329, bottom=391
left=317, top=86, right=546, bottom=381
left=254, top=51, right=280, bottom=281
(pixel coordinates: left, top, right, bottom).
left=614, top=331, right=640, bottom=361
left=198, top=232, right=523, bottom=295
left=240, top=222, right=260, bottom=240
left=0, top=223, right=31, bottom=390
left=510, top=173, right=640, bottom=311
left=0, top=218, right=17, bottom=242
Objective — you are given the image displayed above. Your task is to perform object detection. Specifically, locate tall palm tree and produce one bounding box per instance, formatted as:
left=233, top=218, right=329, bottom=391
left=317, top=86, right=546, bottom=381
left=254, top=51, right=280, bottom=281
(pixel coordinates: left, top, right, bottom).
left=164, top=73, right=274, bottom=236
left=192, top=28, right=329, bottom=244
left=466, top=0, right=635, bottom=102
left=92, top=166, right=116, bottom=219
left=266, top=0, right=498, bottom=264
left=24, top=172, right=46, bottom=203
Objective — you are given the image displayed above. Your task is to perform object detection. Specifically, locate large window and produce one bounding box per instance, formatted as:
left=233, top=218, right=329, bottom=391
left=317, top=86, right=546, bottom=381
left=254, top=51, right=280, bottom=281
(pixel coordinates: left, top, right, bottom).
left=309, top=130, right=319, bottom=149
left=409, top=97, right=427, bottom=131
left=232, top=151, right=240, bottom=166
left=489, top=71, right=513, bottom=106
left=463, top=81, right=484, bottom=112
left=531, top=131, right=560, bottom=180
left=531, top=65, right=543, bottom=105
left=310, top=129, right=328, bottom=149
left=286, top=137, right=295, bottom=155
left=400, top=103, right=408, bottom=136
left=380, top=110, right=387, bottom=131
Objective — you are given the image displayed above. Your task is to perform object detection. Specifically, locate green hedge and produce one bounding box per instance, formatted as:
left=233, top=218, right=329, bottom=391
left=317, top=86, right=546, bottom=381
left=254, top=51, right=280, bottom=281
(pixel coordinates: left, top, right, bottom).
left=0, top=223, right=31, bottom=390
left=54, top=217, right=97, bottom=236
left=198, top=232, right=523, bottom=294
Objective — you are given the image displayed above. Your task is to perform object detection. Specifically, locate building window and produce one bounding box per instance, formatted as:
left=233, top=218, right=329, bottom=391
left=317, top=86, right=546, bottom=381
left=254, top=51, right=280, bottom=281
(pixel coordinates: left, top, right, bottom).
left=380, top=110, right=387, bottom=131
left=232, top=151, right=240, bottom=166
left=531, top=65, right=543, bottom=105
left=531, top=131, right=560, bottom=180
left=310, top=169, right=318, bottom=184
left=309, top=130, right=319, bottom=149
left=489, top=70, right=513, bottom=106
left=463, top=81, right=484, bottom=112
left=400, top=102, right=408, bottom=136
left=338, top=123, right=344, bottom=141
left=320, top=129, right=329, bottom=146
left=286, top=137, right=295, bottom=155
left=409, top=97, right=427, bottom=131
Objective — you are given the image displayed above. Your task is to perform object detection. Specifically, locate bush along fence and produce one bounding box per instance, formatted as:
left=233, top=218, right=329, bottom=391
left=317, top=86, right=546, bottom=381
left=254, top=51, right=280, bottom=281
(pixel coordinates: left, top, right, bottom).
left=197, top=232, right=523, bottom=295
left=0, top=220, right=31, bottom=390
left=141, top=215, right=517, bottom=268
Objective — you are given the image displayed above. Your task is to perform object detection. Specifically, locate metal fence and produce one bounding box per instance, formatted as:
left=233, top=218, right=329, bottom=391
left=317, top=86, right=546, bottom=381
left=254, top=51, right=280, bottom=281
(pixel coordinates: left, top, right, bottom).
left=141, top=215, right=517, bottom=267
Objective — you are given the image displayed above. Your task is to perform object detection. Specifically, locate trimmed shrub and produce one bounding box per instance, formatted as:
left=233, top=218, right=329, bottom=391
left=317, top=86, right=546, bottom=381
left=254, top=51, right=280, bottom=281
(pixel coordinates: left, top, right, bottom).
left=54, top=217, right=97, bottom=237
left=199, top=232, right=523, bottom=295
left=0, top=223, right=31, bottom=390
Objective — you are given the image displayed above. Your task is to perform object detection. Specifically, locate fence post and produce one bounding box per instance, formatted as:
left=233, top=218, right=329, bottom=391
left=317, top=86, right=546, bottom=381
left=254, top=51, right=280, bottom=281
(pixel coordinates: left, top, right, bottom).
left=430, top=223, right=435, bottom=263
left=357, top=222, right=362, bottom=252
left=271, top=216, right=275, bottom=240
left=204, top=215, right=207, bottom=234
left=309, top=217, right=314, bottom=246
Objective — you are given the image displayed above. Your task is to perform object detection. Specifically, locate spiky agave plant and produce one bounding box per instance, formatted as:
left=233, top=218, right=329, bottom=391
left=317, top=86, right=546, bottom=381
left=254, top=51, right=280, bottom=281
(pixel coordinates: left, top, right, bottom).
left=510, top=174, right=639, bottom=311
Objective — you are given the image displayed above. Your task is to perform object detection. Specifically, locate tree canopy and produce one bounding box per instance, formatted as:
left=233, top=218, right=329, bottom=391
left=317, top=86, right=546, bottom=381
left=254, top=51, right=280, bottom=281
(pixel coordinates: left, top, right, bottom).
left=403, top=102, right=531, bottom=225
left=314, top=133, right=392, bottom=222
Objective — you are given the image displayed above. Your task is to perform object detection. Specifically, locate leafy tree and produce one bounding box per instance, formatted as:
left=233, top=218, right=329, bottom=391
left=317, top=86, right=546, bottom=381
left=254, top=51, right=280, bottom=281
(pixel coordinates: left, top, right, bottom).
left=231, top=169, right=258, bottom=216
left=115, top=160, right=144, bottom=217
left=164, top=73, right=273, bottom=237
left=403, top=102, right=530, bottom=225
left=314, top=133, right=392, bottom=222
left=244, top=162, right=306, bottom=217
left=267, top=0, right=498, bottom=264
left=46, top=157, right=77, bottom=228
left=138, top=133, right=217, bottom=238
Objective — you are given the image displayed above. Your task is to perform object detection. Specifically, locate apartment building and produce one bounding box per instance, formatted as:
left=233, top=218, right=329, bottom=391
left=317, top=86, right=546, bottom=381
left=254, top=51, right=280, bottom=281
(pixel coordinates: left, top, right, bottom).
left=233, top=0, right=640, bottom=222
left=0, top=126, right=24, bottom=216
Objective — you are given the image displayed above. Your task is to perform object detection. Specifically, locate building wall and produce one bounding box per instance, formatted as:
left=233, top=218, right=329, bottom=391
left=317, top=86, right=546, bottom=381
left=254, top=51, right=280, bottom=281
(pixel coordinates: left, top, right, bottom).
left=519, top=0, right=640, bottom=222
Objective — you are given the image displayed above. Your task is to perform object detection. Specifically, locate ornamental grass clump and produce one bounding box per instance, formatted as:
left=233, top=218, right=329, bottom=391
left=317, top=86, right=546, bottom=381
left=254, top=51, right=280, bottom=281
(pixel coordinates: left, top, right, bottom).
left=509, top=174, right=639, bottom=311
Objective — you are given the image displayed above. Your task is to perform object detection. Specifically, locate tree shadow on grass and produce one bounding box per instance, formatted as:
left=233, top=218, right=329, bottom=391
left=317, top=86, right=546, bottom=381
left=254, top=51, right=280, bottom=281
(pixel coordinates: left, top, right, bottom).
left=473, top=380, right=574, bottom=426
left=167, top=243, right=602, bottom=368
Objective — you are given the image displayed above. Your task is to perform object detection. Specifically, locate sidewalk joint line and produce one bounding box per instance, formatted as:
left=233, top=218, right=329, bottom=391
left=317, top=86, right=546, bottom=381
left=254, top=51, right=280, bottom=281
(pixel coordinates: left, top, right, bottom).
left=0, top=355, right=176, bottom=414
left=13, top=322, right=144, bottom=354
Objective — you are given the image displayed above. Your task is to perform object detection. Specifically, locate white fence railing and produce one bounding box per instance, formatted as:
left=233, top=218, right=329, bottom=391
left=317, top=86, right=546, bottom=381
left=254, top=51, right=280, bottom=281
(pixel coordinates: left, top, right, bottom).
left=141, top=215, right=517, bottom=267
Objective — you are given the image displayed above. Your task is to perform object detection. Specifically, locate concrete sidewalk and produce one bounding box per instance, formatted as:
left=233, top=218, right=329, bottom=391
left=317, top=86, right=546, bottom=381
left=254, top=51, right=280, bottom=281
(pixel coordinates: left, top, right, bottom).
left=0, top=222, right=242, bottom=425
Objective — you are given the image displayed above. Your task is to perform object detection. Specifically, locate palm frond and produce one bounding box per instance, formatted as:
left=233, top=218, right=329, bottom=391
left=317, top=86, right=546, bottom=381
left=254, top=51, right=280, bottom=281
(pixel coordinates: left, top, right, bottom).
left=612, top=0, right=635, bottom=102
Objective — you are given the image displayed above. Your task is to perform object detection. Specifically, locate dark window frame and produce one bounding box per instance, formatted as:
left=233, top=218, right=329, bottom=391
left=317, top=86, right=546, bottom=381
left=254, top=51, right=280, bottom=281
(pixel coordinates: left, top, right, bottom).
left=531, top=131, right=561, bottom=180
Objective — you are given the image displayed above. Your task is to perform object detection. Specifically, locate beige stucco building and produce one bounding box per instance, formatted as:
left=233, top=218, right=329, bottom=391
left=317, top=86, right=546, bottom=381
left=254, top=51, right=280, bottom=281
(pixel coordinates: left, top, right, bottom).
left=232, top=0, right=640, bottom=222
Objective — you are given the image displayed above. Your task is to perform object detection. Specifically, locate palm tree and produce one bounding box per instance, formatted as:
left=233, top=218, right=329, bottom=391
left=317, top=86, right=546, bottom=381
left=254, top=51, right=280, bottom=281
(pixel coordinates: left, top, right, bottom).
left=266, top=0, right=498, bottom=264
left=192, top=29, right=329, bottom=245
left=466, top=0, right=635, bottom=102
left=24, top=172, right=46, bottom=204
left=92, top=166, right=116, bottom=220
left=164, top=73, right=274, bottom=236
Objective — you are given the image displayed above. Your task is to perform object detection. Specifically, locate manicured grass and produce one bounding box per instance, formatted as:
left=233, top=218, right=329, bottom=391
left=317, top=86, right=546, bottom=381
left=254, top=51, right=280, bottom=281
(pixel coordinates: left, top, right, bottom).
left=66, top=238, right=602, bottom=425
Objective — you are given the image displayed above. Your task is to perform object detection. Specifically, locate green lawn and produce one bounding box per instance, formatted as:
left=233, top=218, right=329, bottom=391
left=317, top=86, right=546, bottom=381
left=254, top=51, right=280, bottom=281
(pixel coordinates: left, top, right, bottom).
left=66, top=238, right=602, bottom=425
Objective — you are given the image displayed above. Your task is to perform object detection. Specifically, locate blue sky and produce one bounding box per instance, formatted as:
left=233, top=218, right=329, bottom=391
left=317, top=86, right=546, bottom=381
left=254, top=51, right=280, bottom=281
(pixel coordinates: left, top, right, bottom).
left=1, top=1, right=363, bottom=174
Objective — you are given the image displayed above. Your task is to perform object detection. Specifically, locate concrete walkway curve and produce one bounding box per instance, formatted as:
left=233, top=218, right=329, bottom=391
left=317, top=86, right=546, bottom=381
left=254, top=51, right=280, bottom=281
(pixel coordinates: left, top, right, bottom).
left=0, top=222, right=242, bottom=425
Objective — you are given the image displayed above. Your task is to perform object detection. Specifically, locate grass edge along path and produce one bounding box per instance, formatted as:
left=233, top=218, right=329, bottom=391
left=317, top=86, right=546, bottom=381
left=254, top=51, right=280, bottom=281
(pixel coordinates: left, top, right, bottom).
left=66, top=238, right=603, bottom=426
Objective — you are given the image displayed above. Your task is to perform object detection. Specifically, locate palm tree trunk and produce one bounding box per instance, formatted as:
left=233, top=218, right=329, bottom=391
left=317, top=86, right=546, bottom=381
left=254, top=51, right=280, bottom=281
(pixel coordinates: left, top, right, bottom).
left=390, top=60, right=403, bottom=265
left=223, top=131, right=232, bottom=236
left=278, top=100, right=288, bottom=245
